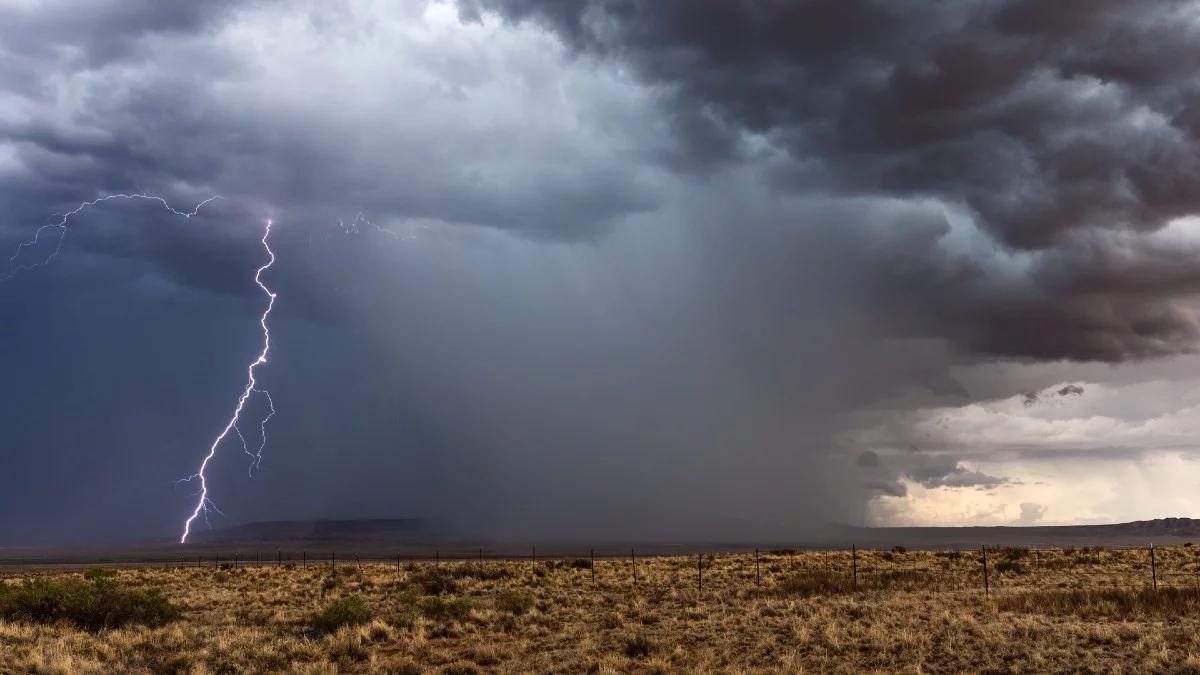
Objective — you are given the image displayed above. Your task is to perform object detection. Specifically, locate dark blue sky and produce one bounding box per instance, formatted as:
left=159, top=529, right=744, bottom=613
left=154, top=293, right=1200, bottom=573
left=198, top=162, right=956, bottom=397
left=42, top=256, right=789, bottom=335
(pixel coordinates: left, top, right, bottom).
left=4, top=0, right=1200, bottom=543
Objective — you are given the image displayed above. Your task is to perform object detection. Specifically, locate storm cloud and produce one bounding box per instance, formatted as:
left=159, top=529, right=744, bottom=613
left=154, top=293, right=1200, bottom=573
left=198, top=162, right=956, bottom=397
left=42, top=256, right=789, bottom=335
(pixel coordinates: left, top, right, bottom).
left=3, top=1, right=1200, bottom=542
left=469, top=0, right=1200, bottom=362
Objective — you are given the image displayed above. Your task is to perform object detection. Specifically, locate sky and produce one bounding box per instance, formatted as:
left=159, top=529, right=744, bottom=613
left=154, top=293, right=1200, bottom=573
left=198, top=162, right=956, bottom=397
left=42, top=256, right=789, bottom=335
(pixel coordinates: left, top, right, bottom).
left=3, top=0, right=1200, bottom=544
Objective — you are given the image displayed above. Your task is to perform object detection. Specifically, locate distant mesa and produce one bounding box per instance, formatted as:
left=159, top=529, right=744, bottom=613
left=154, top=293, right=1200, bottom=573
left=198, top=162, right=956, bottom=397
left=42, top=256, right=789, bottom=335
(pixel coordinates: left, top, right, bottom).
left=1108, top=517, right=1200, bottom=536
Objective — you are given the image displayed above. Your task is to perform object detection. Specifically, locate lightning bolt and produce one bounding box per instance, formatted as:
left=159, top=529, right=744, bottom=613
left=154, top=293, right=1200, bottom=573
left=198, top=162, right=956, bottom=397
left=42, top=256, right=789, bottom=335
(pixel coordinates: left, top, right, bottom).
left=2, top=193, right=221, bottom=281
left=179, top=218, right=277, bottom=543
left=338, top=212, right=425, bottom=241
left=1, top=193, right=279, bottom=544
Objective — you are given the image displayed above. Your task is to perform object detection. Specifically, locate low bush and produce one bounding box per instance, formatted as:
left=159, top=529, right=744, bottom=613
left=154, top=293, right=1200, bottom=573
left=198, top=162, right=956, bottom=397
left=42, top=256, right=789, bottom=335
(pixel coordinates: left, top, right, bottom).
left=998, top=546, right=1030, bottom=559
left=993, top=559, right=1025, bottom=575
left=82, top=568, right=116, bottom=582
left=0, top=573, right=179, bottom=631
left=623, top=635, right=653, bottom=658
left=494, top=589, right=534, bottom=615
left=418, top=595, right=472, bottom=622
left=312, top=594, right=373, bottom=634
left=410, top=568, right=459, bottom=595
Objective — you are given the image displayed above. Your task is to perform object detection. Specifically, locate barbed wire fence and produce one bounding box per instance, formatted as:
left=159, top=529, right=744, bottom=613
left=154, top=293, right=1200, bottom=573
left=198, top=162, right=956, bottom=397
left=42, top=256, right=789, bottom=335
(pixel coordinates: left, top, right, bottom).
left=1, top=543, right=1196, bottom=595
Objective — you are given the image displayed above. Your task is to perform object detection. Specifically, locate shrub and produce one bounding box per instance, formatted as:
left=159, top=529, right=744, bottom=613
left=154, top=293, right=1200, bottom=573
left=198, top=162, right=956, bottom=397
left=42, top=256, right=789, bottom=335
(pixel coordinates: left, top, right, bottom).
left=623, top=635, right=653, bottom=658
left=494, top=589, right=534, bottom=615
left=418, top=595, right=472, bottom=622
left=0, top=575, right=179, bottom=631
left=312, top=594, right=372, bottom=634
left=410, top=568, right=459, bottom=595
left=571, top=558, right=593, bottom=570
left=993, top=559, right=1024, bottom=575
left=466, top=565, right=509, bottom=581
left=998, top=546, right=1030, bottom=559
left=890, top=546, right=907, bottom=554
left=321, top=576, right=341, bottom=595
left=83, top=568, right=116, bottom=582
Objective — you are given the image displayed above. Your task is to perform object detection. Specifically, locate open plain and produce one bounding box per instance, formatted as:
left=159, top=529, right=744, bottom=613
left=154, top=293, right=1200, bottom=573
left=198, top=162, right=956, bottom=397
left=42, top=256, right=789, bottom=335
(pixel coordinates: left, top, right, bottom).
left=5, top=546, right=1200, bottom=673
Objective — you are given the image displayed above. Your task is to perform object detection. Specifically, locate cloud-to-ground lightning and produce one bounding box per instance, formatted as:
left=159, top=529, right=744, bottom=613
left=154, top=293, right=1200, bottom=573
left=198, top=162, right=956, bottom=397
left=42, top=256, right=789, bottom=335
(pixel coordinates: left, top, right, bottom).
left=1, top=193, right=280, bottom=543
left=2, top=193, right=221, bottom=281
left=179, top=218, right=277, bottom=543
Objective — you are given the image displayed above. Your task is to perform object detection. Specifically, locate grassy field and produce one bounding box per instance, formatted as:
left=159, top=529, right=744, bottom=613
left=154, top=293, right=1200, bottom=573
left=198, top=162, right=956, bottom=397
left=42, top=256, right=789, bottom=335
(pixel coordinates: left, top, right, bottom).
left=4, top=546, right=1200, bottom=673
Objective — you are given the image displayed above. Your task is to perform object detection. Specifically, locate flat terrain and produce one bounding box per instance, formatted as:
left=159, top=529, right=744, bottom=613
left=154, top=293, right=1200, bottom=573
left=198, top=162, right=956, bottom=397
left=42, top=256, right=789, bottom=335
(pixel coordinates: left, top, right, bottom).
left=5, top=546, right=1200, bottom=673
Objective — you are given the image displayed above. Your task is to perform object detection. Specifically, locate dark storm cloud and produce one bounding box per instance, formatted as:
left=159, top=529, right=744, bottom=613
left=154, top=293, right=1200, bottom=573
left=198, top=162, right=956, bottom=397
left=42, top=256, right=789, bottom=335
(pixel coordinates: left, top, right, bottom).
left=0, top=0, right=248, bottom=65
left=854, top=449, right=1010, bottom=498
left=0, top=0, right=655, bottom=287
left=0, top=1, right=873, bottom=542
left=1057, top=384, right=1085, bottom=397
left=1022, top=382, right=1086, bottom=407
left=855, top=451, right=881, bottom=468
left=469, top=0, right=1200, bottom=362
left=907, top=459, right=1010, bottom=491
left=4, top=0, right=1200, bottom=543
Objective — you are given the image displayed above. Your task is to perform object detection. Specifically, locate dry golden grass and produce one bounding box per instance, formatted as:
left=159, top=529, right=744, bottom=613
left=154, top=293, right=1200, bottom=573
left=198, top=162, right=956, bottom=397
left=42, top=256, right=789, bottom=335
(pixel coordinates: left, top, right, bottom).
left=3, top=546, right=1200, bottom=673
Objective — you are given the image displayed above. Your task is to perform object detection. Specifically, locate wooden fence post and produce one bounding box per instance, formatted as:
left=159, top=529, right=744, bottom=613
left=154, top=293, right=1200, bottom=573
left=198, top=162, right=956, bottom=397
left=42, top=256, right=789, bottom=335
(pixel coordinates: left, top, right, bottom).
left=302, top=551, right=306, bottom=569
left=331, top=551, right=336, bottom=575
left=632, top=548, right=637, bottom=586
left=1151, top=544, right=1158, bottom=591
left=698, top=553, right=703, bottom=592
left=852, top=545, right=858, bottom=591
left=981, top=545, right=989, bottom=597
left=591, top=549, right=596, bottom=584
left=755, top=548, right=761, bottom=586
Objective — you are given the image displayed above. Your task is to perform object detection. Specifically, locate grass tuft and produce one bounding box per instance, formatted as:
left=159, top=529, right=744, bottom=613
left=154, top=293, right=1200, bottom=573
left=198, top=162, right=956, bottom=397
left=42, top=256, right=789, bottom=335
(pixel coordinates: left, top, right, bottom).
left=776, top=571, right=852, bottom=596
left=997, top=587, right=1200, bottom=617
left=312, top=594, right=372, bottom=634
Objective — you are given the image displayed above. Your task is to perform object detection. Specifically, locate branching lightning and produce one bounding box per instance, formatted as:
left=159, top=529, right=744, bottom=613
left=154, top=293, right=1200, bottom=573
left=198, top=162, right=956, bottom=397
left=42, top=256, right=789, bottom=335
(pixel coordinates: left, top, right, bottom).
left=338, top=212, right=426, bottom=241
left=1, top=193, right=280, bottom=544
left=179, top=218, right=277, bottom=543
left=2, top=193, right=221, bottom=281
